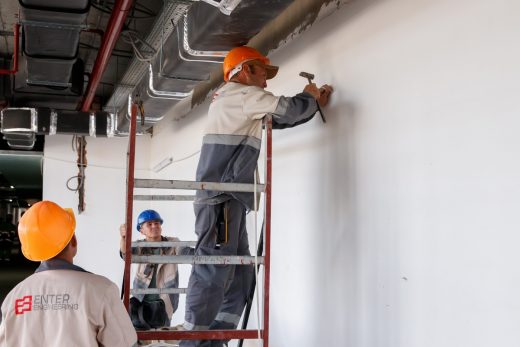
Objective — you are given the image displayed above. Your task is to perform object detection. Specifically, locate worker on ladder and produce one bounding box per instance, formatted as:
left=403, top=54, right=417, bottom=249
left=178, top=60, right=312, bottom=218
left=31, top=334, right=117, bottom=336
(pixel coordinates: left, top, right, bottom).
left=181, top=46, right=333, bottom=347
left=0, top=201, right=137, bottom=347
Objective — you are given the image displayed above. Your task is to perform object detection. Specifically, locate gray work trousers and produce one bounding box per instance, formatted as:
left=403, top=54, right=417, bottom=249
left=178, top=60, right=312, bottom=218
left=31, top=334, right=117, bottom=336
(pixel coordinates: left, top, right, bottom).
left=181, top=199, right=254, bottom=347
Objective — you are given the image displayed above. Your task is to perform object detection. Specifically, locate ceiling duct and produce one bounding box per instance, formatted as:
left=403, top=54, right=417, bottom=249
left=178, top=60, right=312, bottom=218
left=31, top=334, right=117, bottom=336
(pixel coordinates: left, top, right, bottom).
left=103, top=1, right=190, bottom=115
left=1, top=107, right=114, bottom=149
left=14, top=0, right=87, bottom=95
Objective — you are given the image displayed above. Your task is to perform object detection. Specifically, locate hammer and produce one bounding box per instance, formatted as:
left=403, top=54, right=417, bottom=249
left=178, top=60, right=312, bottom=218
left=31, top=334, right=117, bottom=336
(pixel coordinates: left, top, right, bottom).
left=299, top=71, right=326, bottom=123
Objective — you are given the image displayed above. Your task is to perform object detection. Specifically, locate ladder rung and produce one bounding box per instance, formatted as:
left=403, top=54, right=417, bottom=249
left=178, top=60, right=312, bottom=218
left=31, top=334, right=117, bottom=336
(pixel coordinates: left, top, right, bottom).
left=131, top=287, right=187, bottom=295
left=134, top=194, right=195, bottom=201
left=131, top=255, right=264, bottom=265
left=137, top=329, right=263, bottom=340
left=132, top=241, right=197, bottom=248
left=134, top=179, right=265, bottom=193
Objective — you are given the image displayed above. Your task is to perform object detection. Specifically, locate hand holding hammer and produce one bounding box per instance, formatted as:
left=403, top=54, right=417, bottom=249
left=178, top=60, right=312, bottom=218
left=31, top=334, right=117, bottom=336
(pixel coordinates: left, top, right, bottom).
left=299, top=71, right=333, bottom=123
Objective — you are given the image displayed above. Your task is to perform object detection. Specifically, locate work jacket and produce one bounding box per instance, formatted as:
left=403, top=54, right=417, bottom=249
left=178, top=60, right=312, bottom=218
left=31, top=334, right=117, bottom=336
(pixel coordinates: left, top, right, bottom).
left=0, top=259, right=137, bottom=347
left=127, top=236, right=183, bottom=321
left=195, top=82, right=319, bottom=209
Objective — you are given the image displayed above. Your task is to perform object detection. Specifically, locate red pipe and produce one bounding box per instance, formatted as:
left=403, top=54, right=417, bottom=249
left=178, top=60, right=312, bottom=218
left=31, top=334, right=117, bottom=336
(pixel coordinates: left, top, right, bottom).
left=81, top=0, right=134, bottom=112
left=0, top=24, right=20, bottom=75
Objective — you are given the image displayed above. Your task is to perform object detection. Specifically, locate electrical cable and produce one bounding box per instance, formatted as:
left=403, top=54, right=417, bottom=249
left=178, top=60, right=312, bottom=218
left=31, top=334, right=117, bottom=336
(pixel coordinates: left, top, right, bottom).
left=66, top=175, right=84, bottom=191
left=65, top=136, right=86, bottom=192
left=44, top=155, right=124, bottom=170
left=43, top=149, right=200, bottom=169
left=121, top=29, right=156, bottom=62
left=79, top=42, right=134, bottom=59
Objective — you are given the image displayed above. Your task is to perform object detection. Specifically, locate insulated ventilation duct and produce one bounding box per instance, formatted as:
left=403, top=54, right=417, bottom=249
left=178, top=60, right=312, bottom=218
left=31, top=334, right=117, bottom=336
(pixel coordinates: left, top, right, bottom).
left=14, top=0, right=87, bottom=95
left=1, top=108, right=113, bottom=149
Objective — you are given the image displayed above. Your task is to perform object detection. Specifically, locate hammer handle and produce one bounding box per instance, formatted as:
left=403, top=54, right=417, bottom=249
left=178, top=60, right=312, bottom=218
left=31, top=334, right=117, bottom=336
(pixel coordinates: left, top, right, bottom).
left=316, top=102, right=326, bottom=123
left=305, top=78, right=326, bottom=123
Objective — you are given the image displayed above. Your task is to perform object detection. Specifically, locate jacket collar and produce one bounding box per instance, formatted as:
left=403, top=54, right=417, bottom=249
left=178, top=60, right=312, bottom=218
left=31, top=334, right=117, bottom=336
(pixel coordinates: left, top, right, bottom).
left=35, top=258, right=88, bottom=273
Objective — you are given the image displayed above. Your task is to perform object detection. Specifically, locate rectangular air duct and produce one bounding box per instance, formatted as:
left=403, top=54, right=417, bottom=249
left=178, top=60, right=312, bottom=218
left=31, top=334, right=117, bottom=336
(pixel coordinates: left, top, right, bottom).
left=1, top=108, right=114, bottom=150
left=19, top=0, right=89, bottom=87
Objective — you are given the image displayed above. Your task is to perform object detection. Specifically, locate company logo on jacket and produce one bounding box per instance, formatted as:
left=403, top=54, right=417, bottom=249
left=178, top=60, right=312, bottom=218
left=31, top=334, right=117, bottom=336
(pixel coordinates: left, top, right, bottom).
left=14, top=296, right=32, bottom=314
left=14, top=294, right=78, bottom=315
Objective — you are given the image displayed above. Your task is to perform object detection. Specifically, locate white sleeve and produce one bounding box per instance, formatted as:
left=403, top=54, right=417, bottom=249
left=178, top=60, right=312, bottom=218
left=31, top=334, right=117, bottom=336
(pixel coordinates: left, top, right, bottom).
left=242, top=86, right=280, bottom=120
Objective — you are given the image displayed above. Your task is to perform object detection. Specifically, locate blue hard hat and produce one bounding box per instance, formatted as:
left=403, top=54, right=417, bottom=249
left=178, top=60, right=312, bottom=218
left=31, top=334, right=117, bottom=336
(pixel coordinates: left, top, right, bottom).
left=136, top=210, right=163, bottom=231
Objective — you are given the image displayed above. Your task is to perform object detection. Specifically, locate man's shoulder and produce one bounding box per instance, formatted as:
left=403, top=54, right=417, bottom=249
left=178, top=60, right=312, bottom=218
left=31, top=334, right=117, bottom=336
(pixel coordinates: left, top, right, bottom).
left=39, top=268, right=117, bottom=291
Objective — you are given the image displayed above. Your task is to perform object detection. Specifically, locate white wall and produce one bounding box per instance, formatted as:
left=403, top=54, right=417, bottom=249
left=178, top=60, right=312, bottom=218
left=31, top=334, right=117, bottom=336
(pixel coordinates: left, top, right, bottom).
left=43, top=0, right=520, bottom=346
left=43, top=134, right=151, bottom=285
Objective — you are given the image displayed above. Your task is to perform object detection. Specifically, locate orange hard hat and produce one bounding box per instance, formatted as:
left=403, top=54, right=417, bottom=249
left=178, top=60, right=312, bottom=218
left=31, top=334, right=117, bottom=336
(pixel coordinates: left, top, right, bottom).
left=223, top=46, right=279, bottom=81
left=18, top=201, right=76, bottom=261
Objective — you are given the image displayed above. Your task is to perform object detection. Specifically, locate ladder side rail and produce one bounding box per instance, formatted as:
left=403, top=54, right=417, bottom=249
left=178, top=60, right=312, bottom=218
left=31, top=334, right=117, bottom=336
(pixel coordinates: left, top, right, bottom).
left=263, top=115, right=273, bottom=347
left=123, top=103, right=138, bottom=311
left=238, top=221, right=264, bottom=347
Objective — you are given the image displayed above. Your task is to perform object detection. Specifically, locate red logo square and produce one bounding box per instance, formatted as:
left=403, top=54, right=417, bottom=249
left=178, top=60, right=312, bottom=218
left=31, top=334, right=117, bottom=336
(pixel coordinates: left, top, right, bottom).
left=15, top=296, right=32, bottom=315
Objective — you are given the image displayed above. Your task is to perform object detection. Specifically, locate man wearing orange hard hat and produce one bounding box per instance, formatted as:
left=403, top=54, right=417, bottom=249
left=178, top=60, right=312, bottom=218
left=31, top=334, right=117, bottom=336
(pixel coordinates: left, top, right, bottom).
left=0, top=201, right=137, bottom=347
left=181, top=46, right=333, bottom=347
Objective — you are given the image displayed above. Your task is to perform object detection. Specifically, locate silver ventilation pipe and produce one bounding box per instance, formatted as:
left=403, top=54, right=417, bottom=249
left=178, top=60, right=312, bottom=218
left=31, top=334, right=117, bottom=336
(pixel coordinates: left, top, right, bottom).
left=1, top=107, right=114, bottom=149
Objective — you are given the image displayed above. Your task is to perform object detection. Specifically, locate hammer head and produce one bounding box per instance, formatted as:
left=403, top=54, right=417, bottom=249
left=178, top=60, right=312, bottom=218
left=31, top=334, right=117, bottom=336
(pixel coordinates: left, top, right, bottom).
left=299, top=71, right=315, bottom=81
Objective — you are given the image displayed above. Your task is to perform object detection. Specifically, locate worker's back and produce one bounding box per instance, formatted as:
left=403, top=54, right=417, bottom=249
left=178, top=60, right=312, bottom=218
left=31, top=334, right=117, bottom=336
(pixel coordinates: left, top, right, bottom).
left=0, top=260, right=137, bottom=347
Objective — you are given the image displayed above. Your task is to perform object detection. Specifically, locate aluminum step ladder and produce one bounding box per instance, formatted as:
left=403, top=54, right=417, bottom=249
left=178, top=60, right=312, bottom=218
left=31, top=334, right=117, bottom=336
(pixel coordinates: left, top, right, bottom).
left=122, top=103, right=273, bottom=346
